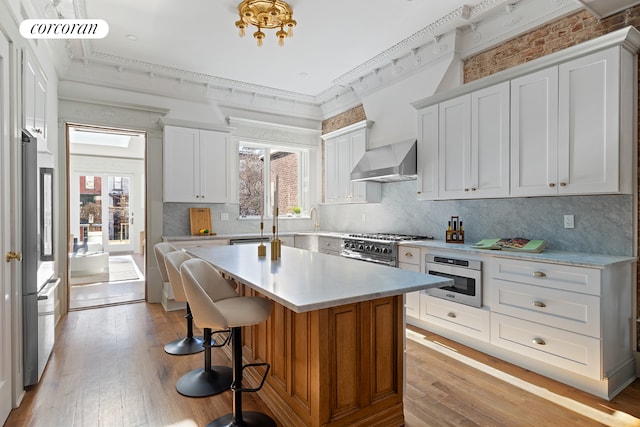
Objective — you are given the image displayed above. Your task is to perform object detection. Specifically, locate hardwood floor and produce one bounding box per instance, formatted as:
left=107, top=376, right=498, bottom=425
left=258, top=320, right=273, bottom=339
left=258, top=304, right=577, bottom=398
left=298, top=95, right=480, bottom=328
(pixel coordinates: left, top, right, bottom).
left=5, top=302, right=640, bottom=426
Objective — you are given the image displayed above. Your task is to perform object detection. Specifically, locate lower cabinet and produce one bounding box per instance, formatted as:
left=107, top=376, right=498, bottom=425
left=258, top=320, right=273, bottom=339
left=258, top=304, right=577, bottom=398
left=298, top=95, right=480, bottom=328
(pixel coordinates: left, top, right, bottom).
left=491, top=312, right=600, bottom=379
left=318, top=236, right=341, bottom=256
left=420, top=294, right=490, bottom=342
left=407, top=251, right=635, bottom=400
left=398, top=245, right=422, bottom=319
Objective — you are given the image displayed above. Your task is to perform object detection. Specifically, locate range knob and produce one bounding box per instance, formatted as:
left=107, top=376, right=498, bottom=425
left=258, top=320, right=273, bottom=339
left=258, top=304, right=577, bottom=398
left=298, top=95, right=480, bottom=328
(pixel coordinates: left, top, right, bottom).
left=374, top=247, right=381, bottom=253
left=382, top=248, right=389, bottom=254
left=358, top=244, right=364, bottom=250
left=365, top=245, right=372, bottom=251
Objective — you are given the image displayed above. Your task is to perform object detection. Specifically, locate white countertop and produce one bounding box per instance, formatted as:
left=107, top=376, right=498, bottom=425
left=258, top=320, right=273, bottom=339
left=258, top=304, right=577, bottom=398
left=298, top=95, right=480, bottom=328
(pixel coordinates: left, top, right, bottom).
left=186, top=244, right=451, bottom=313
left=399, top=240, right=637, bottom=268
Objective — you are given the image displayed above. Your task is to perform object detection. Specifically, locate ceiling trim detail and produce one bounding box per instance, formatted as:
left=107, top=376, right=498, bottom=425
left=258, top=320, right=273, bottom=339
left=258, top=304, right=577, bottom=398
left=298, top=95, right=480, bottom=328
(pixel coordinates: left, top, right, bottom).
left=227, top=116, right=321, bottom=148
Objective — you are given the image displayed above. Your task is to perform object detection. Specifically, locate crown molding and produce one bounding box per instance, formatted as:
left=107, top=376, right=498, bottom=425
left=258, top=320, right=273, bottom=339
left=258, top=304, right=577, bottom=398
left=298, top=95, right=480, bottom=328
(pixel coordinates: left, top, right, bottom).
left=227, top=116, right=322, bottom=148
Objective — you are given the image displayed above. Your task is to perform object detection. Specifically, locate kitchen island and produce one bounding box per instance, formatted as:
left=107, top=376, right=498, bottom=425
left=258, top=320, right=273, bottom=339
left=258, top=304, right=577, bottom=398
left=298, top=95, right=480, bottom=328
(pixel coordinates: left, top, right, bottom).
left=187, top=244, right=451, bottom=427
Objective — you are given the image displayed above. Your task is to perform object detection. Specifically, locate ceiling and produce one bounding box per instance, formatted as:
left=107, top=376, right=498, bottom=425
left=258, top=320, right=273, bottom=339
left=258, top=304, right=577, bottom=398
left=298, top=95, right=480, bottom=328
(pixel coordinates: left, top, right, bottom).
left=55, top=0, right=487, bottom=98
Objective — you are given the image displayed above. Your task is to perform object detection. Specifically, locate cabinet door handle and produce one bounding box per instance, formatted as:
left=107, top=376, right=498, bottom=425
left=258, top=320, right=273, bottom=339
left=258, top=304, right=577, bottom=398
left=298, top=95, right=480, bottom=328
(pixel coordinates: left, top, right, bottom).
left=532, top=337, right=546, bottom=345
left=532, top=301, right=546, bottom=308
left=548, top=183, right=556, bottom=187
left=446, top=312, right=456, bottom=318
left=559, top=182, right=567, bottom=187
left=532, top=271, right=546, bottom=278
left=471, top=187, right=477, bottom=191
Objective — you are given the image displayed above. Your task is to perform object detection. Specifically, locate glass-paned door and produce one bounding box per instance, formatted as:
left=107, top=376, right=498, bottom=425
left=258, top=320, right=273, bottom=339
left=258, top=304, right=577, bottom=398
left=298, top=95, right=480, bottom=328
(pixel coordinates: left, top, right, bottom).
left=73, top=173, right=133, bottom=253
left=107, top=175, right=131, bottom=246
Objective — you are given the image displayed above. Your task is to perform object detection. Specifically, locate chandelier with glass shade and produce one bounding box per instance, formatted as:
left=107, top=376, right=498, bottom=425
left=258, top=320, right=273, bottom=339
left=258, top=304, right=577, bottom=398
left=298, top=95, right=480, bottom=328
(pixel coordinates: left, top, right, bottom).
left=235, top=0, right=296, bottom=47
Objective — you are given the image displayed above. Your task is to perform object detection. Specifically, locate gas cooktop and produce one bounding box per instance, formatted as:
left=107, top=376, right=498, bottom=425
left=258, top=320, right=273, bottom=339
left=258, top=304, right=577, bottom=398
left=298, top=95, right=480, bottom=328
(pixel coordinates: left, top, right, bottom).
left=345, top=233, right=434, bottom=242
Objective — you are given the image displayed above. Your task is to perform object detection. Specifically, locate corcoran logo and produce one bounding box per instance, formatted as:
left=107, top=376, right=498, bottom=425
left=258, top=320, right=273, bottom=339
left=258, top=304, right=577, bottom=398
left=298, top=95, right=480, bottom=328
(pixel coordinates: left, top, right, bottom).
left=19, top=19, right=109, bottom=39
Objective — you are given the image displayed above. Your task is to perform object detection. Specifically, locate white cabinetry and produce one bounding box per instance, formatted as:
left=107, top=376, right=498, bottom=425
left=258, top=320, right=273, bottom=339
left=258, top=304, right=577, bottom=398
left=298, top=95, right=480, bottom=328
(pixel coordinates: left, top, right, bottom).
left=416, top=105, right=438, bottom=200
left=318, top=236, right=341, bottom=256
left=511, top=48, right=632, bottom=196
left=322, top=120, right=380, bottom=204
left=510, top=67, right=559, bottom=196
left=163, top=126, right=231, bottom=203
left=294, top=234, right=318, bottom=252
left=438, top=82, right=510, bottom=199
left=23, top=51, right=48, bottom=152
left=421, top=294, right=491, bottom=342
left=398, top=245, right=422, bottom=318
left=407, top=244, right=635, bottom=399
left=488, top=257, right=634, bottom=397
left=418, top=82, right=510, bottom=200
left=414, top=29, right=638, bottom=200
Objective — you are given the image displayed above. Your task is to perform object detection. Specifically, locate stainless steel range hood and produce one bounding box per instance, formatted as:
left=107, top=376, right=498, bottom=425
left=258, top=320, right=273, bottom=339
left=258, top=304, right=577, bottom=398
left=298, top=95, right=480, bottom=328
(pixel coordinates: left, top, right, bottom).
left=350, top=139, right=417, bottom=183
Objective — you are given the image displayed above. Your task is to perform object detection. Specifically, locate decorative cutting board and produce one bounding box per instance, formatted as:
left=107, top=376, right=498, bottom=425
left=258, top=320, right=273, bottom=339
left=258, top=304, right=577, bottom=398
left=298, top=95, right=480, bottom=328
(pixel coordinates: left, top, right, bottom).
left=189, top=208, right=214, bottom=236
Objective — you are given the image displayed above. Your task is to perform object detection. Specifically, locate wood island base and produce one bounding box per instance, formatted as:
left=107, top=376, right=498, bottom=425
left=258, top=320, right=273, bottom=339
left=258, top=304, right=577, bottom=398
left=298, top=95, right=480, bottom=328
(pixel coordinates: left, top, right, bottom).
left=224, top=284, right=405, bottom=427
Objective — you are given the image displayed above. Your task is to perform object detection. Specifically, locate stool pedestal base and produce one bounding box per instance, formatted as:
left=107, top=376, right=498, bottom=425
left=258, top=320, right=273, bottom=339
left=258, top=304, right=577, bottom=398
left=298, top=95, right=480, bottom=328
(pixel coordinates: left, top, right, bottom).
left=206, top=411, right=276, bottom=427
left=164, top=336, right=205, bottom=355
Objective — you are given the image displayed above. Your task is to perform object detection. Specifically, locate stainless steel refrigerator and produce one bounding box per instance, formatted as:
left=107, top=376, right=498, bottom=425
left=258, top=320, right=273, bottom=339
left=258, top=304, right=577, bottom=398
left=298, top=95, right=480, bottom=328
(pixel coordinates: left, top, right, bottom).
left=22, top=129, right=59, bottom=387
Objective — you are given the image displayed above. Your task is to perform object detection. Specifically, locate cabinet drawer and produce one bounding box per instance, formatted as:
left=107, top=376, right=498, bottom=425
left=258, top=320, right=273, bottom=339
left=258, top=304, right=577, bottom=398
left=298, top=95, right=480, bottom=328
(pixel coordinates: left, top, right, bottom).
left=491, top=258, right=601, bottom=295
left=491, top=279, right=600, bottom=337
left=421, top=295, right=490, bottom=342
left=491, top=313, right=600, bottom=379
left=318, top=237, right=341, bottom=253
left=398, top=246, right=420, bottom=265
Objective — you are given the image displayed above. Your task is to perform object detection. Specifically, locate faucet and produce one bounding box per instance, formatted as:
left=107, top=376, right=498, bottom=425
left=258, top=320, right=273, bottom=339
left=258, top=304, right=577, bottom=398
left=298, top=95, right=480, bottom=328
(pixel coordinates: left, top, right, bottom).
left=310, top=207, right=320, bottom=232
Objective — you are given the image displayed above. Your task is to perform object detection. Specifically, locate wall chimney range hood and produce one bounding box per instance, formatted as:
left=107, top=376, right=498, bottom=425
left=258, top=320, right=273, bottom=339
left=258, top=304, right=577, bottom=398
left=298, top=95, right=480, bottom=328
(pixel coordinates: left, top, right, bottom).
left=350, top=139, right=417, bottom=183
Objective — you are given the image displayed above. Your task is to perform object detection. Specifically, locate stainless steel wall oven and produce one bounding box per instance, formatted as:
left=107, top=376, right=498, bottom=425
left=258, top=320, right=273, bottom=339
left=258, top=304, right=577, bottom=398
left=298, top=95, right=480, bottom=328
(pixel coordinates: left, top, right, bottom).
left=424, top=254, right=482, bottom=307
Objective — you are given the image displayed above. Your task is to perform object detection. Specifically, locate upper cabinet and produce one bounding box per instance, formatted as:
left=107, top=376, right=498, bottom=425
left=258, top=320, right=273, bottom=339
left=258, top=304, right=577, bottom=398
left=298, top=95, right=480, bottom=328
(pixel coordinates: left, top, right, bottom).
left=413, top=27, right=639, bottom=200
left=163, top=125, right=232, bottom=203
left=23, top=51, right=48, bottom=152
left=510, top=67, right=559, bottom=196
left=512, top=48, right=632, bottom=196
left=418, top=82, right=510, bottom=200
left=322, top=120, right=381, bottom=204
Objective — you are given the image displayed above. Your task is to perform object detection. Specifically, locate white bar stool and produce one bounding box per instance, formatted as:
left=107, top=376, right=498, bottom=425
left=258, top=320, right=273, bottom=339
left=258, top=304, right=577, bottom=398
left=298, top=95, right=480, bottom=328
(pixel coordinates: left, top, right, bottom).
left=154, top=243, right=205, bottom=356
left=180, top=258, right=276, bottom=427
left=166, top=251, right=233, bottom=397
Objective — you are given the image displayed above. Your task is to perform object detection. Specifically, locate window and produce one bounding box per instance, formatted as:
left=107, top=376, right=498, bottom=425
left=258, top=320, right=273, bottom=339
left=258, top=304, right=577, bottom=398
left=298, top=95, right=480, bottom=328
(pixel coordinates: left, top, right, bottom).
left=239, top=144, right=306, bottom=218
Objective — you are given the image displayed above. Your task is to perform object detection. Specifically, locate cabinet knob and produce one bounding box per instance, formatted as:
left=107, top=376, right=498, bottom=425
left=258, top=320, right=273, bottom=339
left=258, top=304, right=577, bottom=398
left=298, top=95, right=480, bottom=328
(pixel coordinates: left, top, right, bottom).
left=532, top=337, right=546, bottom=346
left=532, top=271, right=546, bottom=278
left=471, top=188, right=477, bottom=191
left=446, top=312, right=456, bottom=318
left=559, top=182, right=567, bottom=187
left=532, top=301, right=546, bottom=308
left=33, top=128, right=42, bottom=134
left=548, top=183, right=556, bottom=187
left=464, top=188, right=469, bottom=192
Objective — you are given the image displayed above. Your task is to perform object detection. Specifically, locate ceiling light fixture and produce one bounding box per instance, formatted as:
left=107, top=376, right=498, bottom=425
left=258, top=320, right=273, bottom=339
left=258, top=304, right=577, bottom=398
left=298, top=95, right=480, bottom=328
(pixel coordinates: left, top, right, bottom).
left=235, top=0, right=296, bottom=47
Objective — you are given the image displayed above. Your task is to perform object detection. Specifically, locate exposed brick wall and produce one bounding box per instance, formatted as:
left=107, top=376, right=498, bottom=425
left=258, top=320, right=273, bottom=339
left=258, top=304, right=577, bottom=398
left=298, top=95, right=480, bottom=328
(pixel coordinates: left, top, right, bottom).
left=322, top=104, right=367, bottom=135
left=464, top=7, right=640, bottom=83
left=271, top=152, right=299, bottom=214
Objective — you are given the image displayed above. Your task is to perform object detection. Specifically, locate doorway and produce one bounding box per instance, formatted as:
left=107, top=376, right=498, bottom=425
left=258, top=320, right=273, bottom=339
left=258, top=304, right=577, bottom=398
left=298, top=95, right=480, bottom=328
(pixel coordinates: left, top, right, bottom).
left=67, top=124, right=146, bottom=310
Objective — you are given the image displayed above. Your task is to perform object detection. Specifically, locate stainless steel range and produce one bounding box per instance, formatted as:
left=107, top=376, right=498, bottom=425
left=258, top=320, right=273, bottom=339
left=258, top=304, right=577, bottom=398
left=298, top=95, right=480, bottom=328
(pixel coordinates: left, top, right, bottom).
left=340, top=233, right=434, bottom=267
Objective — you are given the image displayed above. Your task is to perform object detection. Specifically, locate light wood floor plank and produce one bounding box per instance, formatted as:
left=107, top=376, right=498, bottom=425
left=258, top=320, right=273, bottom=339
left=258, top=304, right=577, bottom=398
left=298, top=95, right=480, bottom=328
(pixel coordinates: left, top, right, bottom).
left=5, top=303, right=640, bottom=426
